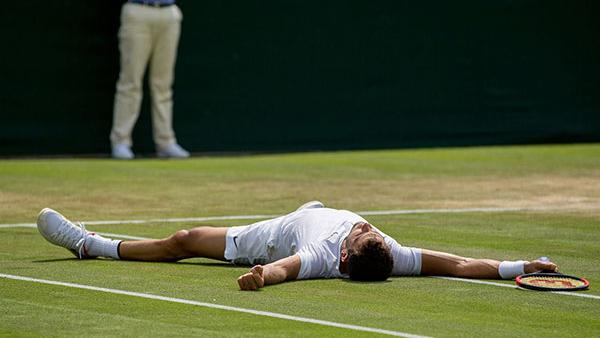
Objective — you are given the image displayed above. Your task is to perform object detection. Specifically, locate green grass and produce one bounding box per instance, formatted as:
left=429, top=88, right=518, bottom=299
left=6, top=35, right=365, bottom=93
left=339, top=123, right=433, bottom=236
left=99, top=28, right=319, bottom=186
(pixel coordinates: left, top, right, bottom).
left=1, top=144, right=600, bottom=337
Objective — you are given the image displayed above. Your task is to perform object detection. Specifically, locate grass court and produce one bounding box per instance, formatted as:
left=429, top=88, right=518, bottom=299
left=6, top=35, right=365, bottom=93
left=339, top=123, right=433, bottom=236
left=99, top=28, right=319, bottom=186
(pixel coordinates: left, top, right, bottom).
left=1, top=144, right=599, bottom=337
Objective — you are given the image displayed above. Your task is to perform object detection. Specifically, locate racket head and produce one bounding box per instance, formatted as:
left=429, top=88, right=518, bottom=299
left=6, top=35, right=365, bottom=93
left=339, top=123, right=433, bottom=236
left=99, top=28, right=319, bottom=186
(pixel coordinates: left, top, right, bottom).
left=516, top=273, right=589, bottom=291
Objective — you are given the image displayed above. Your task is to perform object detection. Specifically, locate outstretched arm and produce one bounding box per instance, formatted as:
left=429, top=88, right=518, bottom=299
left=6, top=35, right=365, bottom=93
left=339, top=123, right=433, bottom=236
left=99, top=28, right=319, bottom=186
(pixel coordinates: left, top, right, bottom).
left=420, top=249, right=558, bottom=279
left=237, top=254, right=301, bottom=291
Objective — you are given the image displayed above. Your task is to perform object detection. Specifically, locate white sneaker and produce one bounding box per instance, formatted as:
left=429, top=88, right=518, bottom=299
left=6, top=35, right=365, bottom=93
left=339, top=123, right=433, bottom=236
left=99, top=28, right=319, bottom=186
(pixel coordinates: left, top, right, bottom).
left=157, top=143, right=190, bottom=158
left=36, top=208, right=95, bottom=259
left=296, top=200, right=325, bottom=211
left=112, top=143, right=134, bottom=159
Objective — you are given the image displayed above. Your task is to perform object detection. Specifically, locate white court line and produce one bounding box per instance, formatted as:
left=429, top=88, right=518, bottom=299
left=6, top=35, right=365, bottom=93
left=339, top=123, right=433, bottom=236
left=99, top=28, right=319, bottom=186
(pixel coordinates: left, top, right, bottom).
left=434, top=276, right=600, bottom=300
left=3, top=207, right=599, bottom=301
left=433, top=277, right=516, bottom=289
left=0, top=214, right=279, bottom=229
left=2, top=204, right=598, bottom=229
left=359, top=207, right=530, bottom=216
left=14, top=224, right=600, bottom=302
left=0, top=273, right=429, bottom=338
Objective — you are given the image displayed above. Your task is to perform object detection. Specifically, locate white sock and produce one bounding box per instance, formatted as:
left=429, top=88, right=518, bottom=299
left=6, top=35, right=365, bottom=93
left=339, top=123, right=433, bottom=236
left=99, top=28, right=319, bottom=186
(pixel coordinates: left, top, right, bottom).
left=85, top=234, right=122, bottom=259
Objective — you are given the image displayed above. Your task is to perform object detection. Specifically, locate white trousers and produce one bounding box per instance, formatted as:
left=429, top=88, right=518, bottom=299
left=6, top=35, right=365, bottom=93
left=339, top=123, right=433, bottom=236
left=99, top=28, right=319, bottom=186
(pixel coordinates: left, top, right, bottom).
left=110, top=3, right=182, bottom=150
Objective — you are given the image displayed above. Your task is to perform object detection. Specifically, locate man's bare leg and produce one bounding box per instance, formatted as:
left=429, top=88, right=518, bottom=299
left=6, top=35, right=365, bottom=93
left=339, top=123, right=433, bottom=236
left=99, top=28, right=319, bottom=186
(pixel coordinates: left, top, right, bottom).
left=119, top=226, right=228, bottom=262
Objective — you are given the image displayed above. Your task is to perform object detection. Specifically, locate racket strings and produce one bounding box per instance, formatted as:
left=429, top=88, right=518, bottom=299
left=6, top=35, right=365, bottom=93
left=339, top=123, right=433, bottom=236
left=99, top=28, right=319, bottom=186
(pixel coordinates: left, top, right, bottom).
left=520, top=276, right=585, bottom=288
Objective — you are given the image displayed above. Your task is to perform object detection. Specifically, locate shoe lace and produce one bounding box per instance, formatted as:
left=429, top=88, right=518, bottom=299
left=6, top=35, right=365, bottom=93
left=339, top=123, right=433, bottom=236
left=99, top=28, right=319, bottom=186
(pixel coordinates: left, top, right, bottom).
left=50, top=220, right=88, bottom=258
left=75, top=222, right=89, bottom=259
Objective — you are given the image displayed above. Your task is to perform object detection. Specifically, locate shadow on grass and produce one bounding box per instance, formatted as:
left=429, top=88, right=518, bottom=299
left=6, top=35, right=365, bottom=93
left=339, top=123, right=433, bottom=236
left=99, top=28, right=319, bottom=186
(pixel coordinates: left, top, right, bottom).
left=32, top=257, right=235, bottom=268
left=172, top=261, right=234, bottom=268
left=33, top=258, right=80, bottom=263
left=342, top=279, right=393, bottom=285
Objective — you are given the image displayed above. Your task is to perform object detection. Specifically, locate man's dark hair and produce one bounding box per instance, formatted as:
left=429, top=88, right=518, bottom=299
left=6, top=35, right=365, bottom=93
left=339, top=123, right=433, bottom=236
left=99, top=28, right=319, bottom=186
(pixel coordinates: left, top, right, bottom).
left=347, top=238, right=393, bottom=281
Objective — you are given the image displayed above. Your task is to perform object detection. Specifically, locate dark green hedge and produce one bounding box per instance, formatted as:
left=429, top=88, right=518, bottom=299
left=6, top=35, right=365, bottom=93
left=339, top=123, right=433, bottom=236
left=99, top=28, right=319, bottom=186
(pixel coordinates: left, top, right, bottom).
left=1, top=1, right=598, bottom=155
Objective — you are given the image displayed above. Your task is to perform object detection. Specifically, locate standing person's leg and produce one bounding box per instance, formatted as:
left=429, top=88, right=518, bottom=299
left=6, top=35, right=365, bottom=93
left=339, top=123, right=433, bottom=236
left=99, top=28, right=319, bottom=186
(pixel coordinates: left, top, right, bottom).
left=149, top=5, right=183, bottom=155
left=110, top=3, right=154, bottom=157
left=119, top=227, right=228, bottom=261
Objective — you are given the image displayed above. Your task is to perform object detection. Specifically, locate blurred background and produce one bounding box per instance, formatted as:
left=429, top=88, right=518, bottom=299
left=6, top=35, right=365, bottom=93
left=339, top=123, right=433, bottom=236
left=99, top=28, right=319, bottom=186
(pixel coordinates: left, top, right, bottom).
left=1, top=0, right=599, bottom=156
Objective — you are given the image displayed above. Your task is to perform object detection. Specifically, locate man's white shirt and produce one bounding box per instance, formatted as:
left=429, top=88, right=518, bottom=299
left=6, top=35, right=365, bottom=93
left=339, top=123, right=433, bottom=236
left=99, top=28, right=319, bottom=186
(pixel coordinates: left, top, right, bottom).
left=291, top=208, right=421, bottom=279
left=226, top=207, right=422, bottom=279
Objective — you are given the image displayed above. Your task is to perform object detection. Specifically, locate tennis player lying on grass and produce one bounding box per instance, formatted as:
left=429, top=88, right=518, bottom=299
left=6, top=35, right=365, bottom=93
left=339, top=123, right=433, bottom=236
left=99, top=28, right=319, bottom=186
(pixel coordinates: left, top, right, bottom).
left=36, top=201, right=558, bottom=291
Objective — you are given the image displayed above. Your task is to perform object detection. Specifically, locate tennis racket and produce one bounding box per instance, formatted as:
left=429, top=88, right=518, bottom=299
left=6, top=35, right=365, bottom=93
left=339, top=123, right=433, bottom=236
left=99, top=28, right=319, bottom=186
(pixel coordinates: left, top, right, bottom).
left=516, top=272, right=589, bottom=291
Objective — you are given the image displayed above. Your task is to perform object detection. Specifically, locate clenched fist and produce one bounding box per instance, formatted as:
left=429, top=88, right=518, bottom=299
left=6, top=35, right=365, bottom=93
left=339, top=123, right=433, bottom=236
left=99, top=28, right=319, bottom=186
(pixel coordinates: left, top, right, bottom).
left=237, top=265, right=265, bottom=291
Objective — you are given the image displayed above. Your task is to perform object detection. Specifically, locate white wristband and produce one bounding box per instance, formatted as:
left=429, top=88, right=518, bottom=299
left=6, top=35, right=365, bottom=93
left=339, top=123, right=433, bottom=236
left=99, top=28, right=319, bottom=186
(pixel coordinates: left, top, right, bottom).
left=498, top=260, right=526, bottom=279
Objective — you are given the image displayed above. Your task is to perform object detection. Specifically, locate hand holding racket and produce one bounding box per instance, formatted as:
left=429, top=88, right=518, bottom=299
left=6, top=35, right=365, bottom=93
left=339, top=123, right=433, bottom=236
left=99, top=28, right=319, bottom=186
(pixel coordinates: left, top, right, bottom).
left=524, top=256, right=558, bottom=274
left=516, top=257, right=589, bottom=291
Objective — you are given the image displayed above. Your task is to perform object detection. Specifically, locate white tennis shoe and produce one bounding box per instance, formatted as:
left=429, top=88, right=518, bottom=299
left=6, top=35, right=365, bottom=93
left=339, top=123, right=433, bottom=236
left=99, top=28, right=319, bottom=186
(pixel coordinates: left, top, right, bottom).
left=36, top=208, right=95, bottom=259
left=157, top=143, right=190, bottom=158
left=112, top=143, right=134, bottom=160
left=296, top=200, right=325, bottom=211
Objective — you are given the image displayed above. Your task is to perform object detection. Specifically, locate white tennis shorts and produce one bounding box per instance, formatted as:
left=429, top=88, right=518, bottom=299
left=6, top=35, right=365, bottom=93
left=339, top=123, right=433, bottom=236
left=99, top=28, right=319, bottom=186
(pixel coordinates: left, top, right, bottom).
left=224, top=215, right=287, bottom=266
